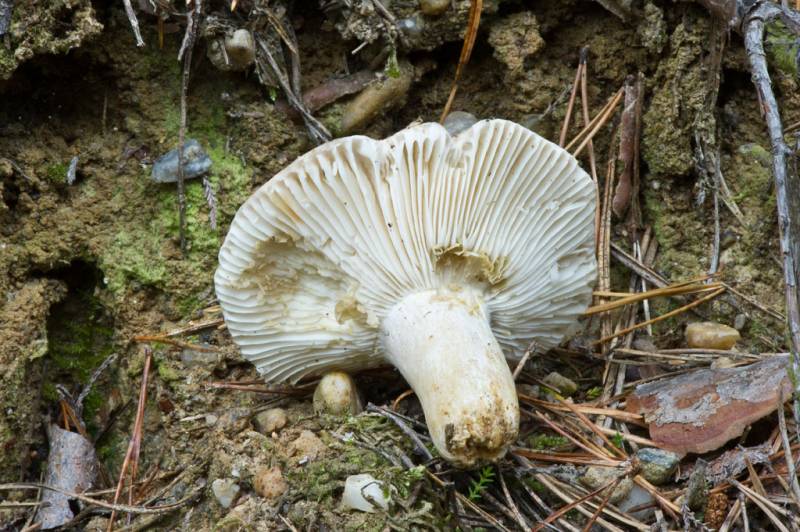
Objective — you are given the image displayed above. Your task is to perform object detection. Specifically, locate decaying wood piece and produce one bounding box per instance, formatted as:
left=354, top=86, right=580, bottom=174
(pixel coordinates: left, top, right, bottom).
left=626, top=355, right=792, bottom=455
left=612, top=75, right=637, bottom=218
left=36, top=424, right=98, bottom=529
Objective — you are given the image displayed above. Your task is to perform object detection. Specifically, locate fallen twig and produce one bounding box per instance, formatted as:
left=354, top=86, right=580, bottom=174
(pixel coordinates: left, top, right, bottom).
left=175, top=0, right=202, bottom=252
left=743, top=1, right=800, bottom=435
left=122, top=0, right=145, bottom=47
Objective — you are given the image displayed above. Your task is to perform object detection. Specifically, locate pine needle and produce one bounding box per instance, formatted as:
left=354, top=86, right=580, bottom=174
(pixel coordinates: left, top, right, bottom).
left=439, top=0, right=482, bottom=122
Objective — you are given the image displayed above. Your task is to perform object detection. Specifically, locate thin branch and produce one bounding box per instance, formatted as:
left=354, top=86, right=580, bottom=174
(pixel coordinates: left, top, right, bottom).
left=122, top=0, right=145, bottom=47
left=176, top=1, right=202, bottom=252
left=744, top=0, right=800, bottom=437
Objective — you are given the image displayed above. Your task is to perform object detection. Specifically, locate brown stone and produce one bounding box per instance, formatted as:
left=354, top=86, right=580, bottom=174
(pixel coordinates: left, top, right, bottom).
left=685, top=322, right=740, bottom=350
left=626, top=355, right=792, bottom=455
left=253, top=466, right=287, bottom=501
left=288, top=430, right=327, bottom=461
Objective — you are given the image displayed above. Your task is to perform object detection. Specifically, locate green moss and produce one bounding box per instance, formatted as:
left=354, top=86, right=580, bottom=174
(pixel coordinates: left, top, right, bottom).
left=42, top=381, right=59, bottom=403
left=642, top=11, right=712, bottom=177
left=97, top=431, right=128, bottom=471
left=45, top=162, right=69, bottom=184
left=319, top=104, right=346, bottom=137
left=44, top=279, right=115, bottom=429
left=766, top=20, right=799, bottom=78
left=529, top=433, right=569, bottom=450
left=99, top=118, right=252, bottom=308
left=46, top=298, right=113, bottom=382
left=525, top=478, right=546, bottom=494
left=287, top=440, right=384, bottom=502
left=104, top=228, right=168, bottom=294
left=156, top=361, right=181, bottom=382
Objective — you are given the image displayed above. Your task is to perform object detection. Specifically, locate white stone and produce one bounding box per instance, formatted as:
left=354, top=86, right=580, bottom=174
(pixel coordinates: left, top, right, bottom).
left=342, top=474, right=390, bottom=513
left=212, top=478, right=240, bottom=509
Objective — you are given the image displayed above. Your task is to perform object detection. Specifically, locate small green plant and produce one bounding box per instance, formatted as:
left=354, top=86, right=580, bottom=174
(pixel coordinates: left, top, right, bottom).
left=384, top=48, right=400, bottom=79
left=611, top=432, right=625, bottom=449
left=586, top=386, right=603, bottom=400
left=468, top=466, right=495, bottom=501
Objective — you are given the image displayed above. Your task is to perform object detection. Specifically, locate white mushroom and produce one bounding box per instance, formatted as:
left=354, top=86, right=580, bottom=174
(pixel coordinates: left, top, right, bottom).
left=313, top=371, right=363, bottom=415
left=215, top=119, right=596, bottom=466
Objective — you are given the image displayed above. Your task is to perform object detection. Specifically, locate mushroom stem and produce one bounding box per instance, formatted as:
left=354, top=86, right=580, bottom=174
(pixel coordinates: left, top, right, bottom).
left=381, top=289, right=520, bottom=466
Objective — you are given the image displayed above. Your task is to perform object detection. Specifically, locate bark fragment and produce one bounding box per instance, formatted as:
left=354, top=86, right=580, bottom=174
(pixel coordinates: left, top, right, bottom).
left=37, top=424, right=98, bottom=529
left=626, top=355, right=792, bottom=455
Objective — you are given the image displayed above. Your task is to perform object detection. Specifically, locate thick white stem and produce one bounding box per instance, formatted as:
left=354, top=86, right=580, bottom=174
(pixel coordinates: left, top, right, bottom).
left=381, top=289, right=519, bottom=466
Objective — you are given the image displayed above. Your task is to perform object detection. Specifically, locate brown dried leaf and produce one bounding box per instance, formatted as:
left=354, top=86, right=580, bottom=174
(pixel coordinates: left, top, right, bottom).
left=626, top=355, right=791, bottom=455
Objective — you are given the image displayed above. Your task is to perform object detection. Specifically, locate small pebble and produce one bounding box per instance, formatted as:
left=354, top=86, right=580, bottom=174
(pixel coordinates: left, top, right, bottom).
left=212, top=478, right=240, bottom=509
left=151, top=139, right=212, bottom=184
left=313, top=371, right=363, bottom=416
left=254, top=408, right=288, bottom=434
left=180, top=345, right=220, bottom=368
left=632, top=335, right=657, bottom=352
left=215, top=407, right=251, bottom=434
left=685, top=322, right=740, bottom=350
left=397, top=15, right=425, bottom=39
left=734, top=313, right=747, bottom=331
left=253, top=466, right=287, bottom=500
left=578, top=466, right=633, bottom=504
left=66, top=156, right=78, bottom=185
left=342, top=474, right=390, bottom=512
left=617, top=484, right=655, bottom=520
left=419, top=0, right=449, bottom=16
left=224, top=29, right=256, bottom=70
left=685, top=461, right=709, bottom=511
left=289, top=430, right=327, bottom=461
left=84, top=517, right=109, bottom=532
left=720, top=228, right=739, bottom=249
left=443, top=111, right=478, bottom=136
left=636, top=448, right=679, bottom=485
left=516, top=383, right=541, bottom=399
left=339, top=61, right=413, bottom=134
left=543, top=372, right=578, bottom=397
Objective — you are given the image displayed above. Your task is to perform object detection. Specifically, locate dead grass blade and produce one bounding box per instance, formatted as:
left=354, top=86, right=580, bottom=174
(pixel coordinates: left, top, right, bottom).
left=512, top=449, right=622, bottom=466
left=581, top=475, right=622, bottom=532
left=559, top=52, right=585, bottom=146
left=531, top=410, right=616, bottom=461
left=520, top=395, right=644, bottom=424
left=533, top=476, right=622, bottom=531
left=632, top=475, right=679, bottom=518
left=596, top=426, right=657, bottom=447
left=534, top=474, right=647, bottom=531
left=425, top=470, right=513, bottom=532
left=584, top=278, right=720, bottom=316
left=439, top=0, right=482, bottom=122
left=551, top=395, right=628, bottom=459
left=591, top=287, right=726, bottom=347
left=567, top=88, right=624, bottom=156
left=107, top=348, right=152, bottom=532
left=729, top=479, right=794, bottom=532
left=133, top=335, right=218, bottom=352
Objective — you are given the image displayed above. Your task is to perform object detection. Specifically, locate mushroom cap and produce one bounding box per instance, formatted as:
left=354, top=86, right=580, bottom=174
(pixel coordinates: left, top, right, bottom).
left=215, top=119, right=596, bottom=383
